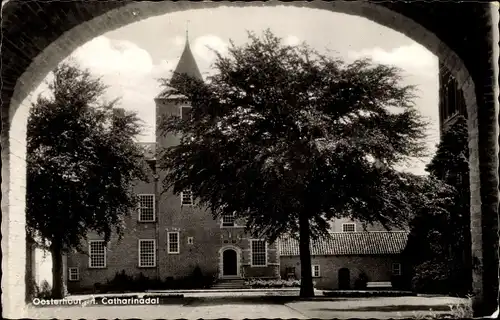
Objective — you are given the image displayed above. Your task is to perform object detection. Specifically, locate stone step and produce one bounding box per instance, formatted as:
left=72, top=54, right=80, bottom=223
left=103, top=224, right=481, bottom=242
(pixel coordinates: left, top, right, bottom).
left=211, top=279, right=249, bottom=289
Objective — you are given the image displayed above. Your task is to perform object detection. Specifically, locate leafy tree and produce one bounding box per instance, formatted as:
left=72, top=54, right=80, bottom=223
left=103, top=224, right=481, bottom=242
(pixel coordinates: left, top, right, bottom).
left=26, top=61, right=149, bottom=298
left=158, top=30, right=429, bottom=297
left=427, top=116, right=470, bottom=266
left=402, top=175, right=456, bottom=292
left=404, top=116, right=471, bottom=295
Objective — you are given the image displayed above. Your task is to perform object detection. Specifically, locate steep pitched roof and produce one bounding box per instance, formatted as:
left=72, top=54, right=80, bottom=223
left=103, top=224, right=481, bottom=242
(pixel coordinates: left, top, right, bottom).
left=156, top=33, right=203, bottom=100
left=171, top=36, right=203, bottom=83
left=279, top=231, right=409, bottom=256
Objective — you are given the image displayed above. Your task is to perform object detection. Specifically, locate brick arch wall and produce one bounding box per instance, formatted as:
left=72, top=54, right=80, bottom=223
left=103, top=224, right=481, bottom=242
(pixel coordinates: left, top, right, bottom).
left=1, top=1, right=498, bottom=317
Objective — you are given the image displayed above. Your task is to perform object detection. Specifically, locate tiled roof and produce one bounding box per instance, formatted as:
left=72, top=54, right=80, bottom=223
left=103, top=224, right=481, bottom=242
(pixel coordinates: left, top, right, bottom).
left=279, top=231, right=409, bottom=256
left=138, top=142, right=156, bottom=160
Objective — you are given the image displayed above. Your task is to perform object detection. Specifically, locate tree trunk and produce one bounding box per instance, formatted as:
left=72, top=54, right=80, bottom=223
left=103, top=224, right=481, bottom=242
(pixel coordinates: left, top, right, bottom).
left=50, top=241, right=65, bottom=299
left=299, top=213, right=315, bottom=297
left=25, top=234, right=37, bottom=301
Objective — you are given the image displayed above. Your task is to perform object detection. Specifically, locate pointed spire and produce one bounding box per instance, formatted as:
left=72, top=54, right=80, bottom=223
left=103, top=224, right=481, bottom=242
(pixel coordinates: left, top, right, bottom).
left=155, top=22, right=203, bottom=99
left=170, top=21, right=202, bottom=86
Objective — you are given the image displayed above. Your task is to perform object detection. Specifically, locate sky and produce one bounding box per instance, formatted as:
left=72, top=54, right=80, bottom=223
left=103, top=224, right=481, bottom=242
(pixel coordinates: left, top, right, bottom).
left=31, top=6, right=440, bottom=286
left=32, top=6, right=439, bottom=175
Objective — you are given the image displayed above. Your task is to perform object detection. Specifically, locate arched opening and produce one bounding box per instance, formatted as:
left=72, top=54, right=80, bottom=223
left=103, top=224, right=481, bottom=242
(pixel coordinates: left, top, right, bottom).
left=1, top=1, right=497, bottom=317
left=222, top=249, right=238, bottom=277
left=338, top=268, right=351, bottom=290
left=219, top=246, right=241, bottom=279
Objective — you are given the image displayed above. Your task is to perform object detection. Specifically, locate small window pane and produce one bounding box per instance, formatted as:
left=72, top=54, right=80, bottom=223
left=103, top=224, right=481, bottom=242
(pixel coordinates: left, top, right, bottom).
left=68, top=268, right=79, bottom=281
left=312, top=265, right=320, bottom=277
left=342, top=223, right=356, bottom=233
left=89, top=241, right=106, bottom=268
left=168, top=232, right=180, bottom=254
left=251, top=240, right=266, bottom=266
left=139, top=240, right=156, bottom=267
left=222, top=213, right=235, bottom=227
left=181, top=190, right=193, bottom=206
left=392, top=263, right=402, bottom=276
left=139, top=194, right=155, bottom=221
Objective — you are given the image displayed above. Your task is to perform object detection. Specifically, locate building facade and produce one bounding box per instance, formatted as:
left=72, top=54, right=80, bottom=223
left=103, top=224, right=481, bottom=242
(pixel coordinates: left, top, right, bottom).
left=66, top=35, right=408, bottom=293
left=279, top=231, right=408, bottom=290
left=438, top=60, right=467, bottom=135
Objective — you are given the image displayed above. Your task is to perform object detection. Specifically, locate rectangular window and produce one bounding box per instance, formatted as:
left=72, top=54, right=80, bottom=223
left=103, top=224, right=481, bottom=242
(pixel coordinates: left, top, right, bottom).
left=181, top=189, right=193, bottom=206
left=168, top=232, right=180, bottom=254
left=342, top=223, right=356, bottom=233
left=187, top=236, right=194, bottom=245
left=89, top=240, right=106, bottom=268
left=68, top=267, right=79, bottom=281
left=251, top=239, right=267, bottom=267
left=392, top=263, right=402, bottom=276
left=221, top=212, right=235, bottom=227
left=312, top=265, right=321, bottom=277
left=180, top=106, right=192, bottom=120
left=138, top=194, right=155, bottom=222
left=138, top=239, right=156, bottom=267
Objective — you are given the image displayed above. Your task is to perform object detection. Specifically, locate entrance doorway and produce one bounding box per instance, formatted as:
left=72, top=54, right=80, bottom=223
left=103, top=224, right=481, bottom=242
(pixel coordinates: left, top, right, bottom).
left=338, top=268, right=351, bottom=289
left=223, top=249, right=238, bottom=276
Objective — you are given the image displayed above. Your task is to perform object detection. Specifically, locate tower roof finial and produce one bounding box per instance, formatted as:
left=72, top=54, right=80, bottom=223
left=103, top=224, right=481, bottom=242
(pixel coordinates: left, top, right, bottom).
left=186, top=19, right=190, bottom=41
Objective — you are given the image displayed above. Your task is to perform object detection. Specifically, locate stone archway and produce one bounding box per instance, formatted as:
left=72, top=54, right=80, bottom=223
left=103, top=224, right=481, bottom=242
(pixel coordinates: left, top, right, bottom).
left=1, top=1, right=498, bottom=317
left=222, top=249, right=238, bottom=277
left=218, top=246, right=242, bottom=279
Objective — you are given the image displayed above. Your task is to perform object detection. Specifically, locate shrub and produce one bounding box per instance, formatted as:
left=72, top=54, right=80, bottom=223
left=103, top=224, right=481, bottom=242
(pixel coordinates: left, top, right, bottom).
left=105, top=270, right=134, bottom=292
left=411, top=260, right=450, bottom=294
left=132, top=273, right=150, bottom=292
left=149, top=276, right=166, bottom=290
left=323, top=290, right=415, bottom=297
left=100, top=270, right=160, bottom=293
left=35, top=280, right=52, bottom=299
left=182, top=265, right=214, bottom=289
left=192, top=265, right=203, bottom=279
left=448, top=300, right=473, bottom=319
left=93, top=268, right=217, bottom=293
left=244, top=278, right=302, bottom=288
left=27, top=276, right=39, bottom=300
left=163, top=268, right=216, bottom=290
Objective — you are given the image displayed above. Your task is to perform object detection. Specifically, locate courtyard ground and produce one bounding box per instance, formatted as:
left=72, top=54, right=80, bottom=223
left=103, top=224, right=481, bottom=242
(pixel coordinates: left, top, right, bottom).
left=27, top=291, right=470, bottom=319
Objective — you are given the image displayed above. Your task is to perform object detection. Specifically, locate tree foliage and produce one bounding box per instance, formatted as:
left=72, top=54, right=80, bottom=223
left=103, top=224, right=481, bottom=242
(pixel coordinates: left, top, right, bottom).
left=404, top=116, right=471, bottom=295
left=27, top=61, right=150, bottom=297
left=158, top=30, right=429, bottom=296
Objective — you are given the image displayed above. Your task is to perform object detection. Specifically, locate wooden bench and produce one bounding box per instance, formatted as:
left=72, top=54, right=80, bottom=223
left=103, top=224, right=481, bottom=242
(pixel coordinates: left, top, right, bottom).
left=366, top=281, right=392, bottom=289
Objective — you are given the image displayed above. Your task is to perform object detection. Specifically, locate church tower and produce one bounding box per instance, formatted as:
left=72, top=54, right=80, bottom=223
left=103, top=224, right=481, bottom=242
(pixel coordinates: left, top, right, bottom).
left=154, top=29, right=203, bottom=149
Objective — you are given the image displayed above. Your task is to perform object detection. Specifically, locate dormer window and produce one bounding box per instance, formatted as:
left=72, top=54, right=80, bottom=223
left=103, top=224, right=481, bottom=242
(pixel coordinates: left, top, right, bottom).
left=221, top=212, right=235, bottom=227
left=342, top=223, right=356, bottom=233
left=180, top=106, right=192, bottom=120
left=181, top=189, right=193, bottom=206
